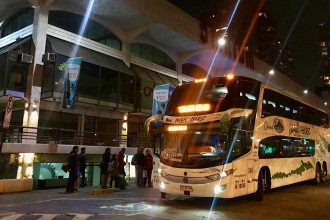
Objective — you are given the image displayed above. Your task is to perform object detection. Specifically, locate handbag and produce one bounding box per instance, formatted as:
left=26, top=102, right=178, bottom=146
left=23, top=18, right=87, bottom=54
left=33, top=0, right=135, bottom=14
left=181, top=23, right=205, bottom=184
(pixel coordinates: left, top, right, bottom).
left=75, top=166, right=80, bottom=177
left=143, top=169, right=147, bottom=178
left=61, top=163, right=69, bottom=172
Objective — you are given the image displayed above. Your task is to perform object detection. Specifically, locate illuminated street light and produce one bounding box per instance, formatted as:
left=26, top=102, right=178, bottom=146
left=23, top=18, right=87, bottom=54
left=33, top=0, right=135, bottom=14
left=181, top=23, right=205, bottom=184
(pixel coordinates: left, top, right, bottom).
left=303, top=89, right=308, bottom=94
left=269, top=69, right=274, bottom=75
left=218, top=37, right=226, bottom=47
left=324, top=102, right=327, bottom=106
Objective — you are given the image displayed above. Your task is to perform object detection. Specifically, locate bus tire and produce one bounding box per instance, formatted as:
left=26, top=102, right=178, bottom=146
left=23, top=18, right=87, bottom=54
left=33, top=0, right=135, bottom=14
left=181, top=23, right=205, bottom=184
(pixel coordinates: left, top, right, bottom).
left=254, top=172, right=264, bottom=201
left=321, top=163, right=327, bottom=183
left=161, top=192, right=166, bottom=199
left=314, top=165, right=321, bottom=185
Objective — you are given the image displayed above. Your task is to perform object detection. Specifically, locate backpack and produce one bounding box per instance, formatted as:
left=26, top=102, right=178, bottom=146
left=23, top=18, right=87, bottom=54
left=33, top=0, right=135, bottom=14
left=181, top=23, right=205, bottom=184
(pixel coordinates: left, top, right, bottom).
left=131, top=154, right=137, bottom=165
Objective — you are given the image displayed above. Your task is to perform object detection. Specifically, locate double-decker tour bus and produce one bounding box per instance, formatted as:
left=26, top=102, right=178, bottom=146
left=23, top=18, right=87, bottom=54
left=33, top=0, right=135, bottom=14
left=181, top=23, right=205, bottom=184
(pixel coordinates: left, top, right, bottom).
left=147, top=75, right=329, bottom=201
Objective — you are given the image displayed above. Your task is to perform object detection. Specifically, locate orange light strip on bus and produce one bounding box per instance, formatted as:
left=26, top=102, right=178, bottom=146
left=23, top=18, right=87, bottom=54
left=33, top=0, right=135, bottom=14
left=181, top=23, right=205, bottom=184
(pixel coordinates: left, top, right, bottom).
left=194, top=78, right=207, bottom=83
left=168, top=125, right=187, bottom=132
left=226, top=73, right=234, bottom=80
left=178, top=104, right=211, bottom=113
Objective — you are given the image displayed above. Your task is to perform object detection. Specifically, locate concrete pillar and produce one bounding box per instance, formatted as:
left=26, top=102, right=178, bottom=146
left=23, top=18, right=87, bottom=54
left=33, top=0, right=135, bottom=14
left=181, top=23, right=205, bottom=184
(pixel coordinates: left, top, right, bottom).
left=22, top=4, right=49, bottom=144
left=122, top=41, right=131, bottom=68
left=176, top=59, right=183, bottom=83
left=119, top=112, right=128, bottom=147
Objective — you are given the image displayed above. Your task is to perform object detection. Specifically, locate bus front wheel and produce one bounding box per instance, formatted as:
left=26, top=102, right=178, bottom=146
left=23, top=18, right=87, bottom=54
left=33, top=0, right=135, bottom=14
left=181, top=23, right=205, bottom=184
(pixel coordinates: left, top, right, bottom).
left=161, top=192, right=166, bottom=199
left=314, top=165, right=322, bottom=185
left=254, top=172, right=264, bottom=201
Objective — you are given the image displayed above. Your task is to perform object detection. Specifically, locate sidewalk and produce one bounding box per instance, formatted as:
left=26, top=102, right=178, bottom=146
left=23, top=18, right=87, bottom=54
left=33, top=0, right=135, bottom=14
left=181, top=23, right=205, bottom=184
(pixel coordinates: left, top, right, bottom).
left=0, top=183, right=160, bottom=208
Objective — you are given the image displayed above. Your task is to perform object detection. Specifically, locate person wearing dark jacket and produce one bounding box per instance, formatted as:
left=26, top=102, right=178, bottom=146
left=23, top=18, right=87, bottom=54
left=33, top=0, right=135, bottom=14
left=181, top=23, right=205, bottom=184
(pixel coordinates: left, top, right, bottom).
left=117, top=148, right=127, bottom=189
left=66, top=145, right=79, bottom=193
left=144, top=149, right=153, bottom=187
left=79, top=147, right=86, bottom=187
left=135, top=147, right=146, bottom=187
left=101, top=148, right=111, bottom=189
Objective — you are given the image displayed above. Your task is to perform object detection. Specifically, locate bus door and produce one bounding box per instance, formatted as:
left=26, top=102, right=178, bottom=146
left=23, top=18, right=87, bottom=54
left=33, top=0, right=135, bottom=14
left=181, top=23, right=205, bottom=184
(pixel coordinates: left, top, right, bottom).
left=151, top=134, right=161, bottom=189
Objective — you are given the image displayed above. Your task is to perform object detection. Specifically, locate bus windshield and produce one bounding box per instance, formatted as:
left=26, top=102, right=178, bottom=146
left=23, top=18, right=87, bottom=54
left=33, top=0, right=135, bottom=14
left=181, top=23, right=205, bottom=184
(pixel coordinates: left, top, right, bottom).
left=161, top=123, right=249, bottom=168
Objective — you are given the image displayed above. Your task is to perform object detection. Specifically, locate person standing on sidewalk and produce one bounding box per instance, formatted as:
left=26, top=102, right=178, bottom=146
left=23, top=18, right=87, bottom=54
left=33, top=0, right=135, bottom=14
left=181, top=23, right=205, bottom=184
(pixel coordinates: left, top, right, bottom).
left=79, top=147, right=86, bottom=187
left=135, top=147, right=146, bottom=187
left=66, top=145, right=79, bottom=193
left=109, top=154, right=120, bottom=189
left=117, top=148, right=127, bottom=189
left=144, top=148, right=153, bottom=188
left=100, top=148, right=111, bottom=189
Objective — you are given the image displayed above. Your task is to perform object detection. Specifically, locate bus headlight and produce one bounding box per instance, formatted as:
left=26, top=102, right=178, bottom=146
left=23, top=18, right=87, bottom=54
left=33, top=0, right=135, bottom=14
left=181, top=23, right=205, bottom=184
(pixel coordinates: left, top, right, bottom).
left=160, top=182, right=166, bottom=189
left=220, top=169, right=234, bottom=178
left=206, top=174, right=221, bottom=181
left=160, top=171, right=169, bottom=177
left=214, top=184, right=227, bottom=194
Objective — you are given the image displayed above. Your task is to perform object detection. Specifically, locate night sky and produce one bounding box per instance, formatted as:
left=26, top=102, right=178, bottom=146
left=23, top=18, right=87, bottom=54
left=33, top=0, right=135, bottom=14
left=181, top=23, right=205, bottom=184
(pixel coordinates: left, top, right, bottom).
left=169, top=0, right=330, bottom=90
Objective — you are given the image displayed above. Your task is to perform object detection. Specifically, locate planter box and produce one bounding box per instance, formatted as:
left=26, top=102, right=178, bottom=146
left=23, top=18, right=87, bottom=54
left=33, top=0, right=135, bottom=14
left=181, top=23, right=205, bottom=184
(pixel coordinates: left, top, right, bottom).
left=0, top=179, right=33, bottom=193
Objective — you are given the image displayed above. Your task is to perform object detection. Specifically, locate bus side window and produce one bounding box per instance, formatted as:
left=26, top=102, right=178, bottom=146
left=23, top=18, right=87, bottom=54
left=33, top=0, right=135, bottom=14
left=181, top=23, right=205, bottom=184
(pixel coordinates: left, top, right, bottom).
left=262, top=103, right=274, bottom=117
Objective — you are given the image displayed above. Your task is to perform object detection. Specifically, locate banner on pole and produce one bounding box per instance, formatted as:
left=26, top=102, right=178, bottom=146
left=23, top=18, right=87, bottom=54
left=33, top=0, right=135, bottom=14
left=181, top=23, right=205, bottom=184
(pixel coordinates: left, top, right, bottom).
left=62, top=57, right=82, bottom=109
left=152, top=84, right=174, bottom=116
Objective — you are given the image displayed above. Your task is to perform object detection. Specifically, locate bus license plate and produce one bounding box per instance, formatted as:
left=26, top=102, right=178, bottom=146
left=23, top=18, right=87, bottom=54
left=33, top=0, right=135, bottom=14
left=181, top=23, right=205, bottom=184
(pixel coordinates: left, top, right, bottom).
left=180, top=185, right=193, bottom=192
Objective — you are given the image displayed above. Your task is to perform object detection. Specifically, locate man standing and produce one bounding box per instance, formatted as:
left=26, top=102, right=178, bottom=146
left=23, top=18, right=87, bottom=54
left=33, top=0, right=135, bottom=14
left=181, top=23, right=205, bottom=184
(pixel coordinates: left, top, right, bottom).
left=79, top=147, right=86, bottom=187
left=66, top=145, right=79, bottom=193
left=117, top=148, right=127, bottom=189
left=101, top=148, right=111, bottom=189
left=144, top=149, right=153, bottom=187
left=135, top=147, right=146, bottom=187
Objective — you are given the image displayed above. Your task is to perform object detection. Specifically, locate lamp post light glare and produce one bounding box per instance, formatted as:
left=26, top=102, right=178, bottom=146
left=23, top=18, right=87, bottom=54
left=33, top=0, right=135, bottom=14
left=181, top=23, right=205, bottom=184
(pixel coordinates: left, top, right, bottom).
left=218, top=37, right=226, bottom=47
left=303, top=89, right=308, bottom=94
left=269, top=69, right=275, bottom=75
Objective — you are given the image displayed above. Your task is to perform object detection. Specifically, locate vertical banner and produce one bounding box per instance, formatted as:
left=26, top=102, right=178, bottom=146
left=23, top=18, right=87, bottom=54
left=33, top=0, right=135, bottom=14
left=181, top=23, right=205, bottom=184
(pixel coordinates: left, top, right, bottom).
left=62, top=57, right=82, bottom=109
left=3, top=95, right=13, bottom=129
left=152, top=84, right=174, bottom=116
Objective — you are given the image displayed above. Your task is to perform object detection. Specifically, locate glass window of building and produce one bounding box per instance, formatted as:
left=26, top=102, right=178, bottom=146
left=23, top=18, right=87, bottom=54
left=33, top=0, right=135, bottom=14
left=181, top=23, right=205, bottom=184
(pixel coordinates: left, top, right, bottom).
left=141, top=44, right=154, bottom=62
left=37, top=110, right=80, bottom=144
left=53, top=54, right=69, bottom=93
left=78, top=62, right=100, bottom=99
left=100, top=67, right=118, bottom=102
left=0, top=53, right=7, bottom=92
left=1, top=8, right=34, bottom=38
left=118, top=74, right=135, bottom=104
left=48, top=11, right=121, bottom=50
left=130, top=43, right=176, bottom=70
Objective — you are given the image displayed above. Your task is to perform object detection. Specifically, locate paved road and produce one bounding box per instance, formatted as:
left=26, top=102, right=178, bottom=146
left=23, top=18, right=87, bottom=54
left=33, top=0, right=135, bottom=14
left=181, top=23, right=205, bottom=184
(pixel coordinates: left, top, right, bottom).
left=0, top=179, right=330, bottom=220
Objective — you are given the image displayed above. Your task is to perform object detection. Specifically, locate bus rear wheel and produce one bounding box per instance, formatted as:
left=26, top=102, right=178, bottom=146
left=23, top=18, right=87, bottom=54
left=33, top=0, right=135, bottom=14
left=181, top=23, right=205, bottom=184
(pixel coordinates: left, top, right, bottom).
left=254, top=172, right=264, bottom=201
left=254, top=170, right=270, bottom=201
left=161, top=192, right=166, bottom=199
left=321, top=164, right=327, bottom=183
left=314, top=165, right=321, bottom=185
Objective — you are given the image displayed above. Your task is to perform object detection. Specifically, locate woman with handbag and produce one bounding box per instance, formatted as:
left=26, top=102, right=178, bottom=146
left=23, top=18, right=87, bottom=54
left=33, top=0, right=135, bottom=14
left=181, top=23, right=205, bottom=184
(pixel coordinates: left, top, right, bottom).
left=109, top=154, right=120, bottom=189
left=100, top=148, right=111, bottom=189
left=66, top=145, right=79, bottom=193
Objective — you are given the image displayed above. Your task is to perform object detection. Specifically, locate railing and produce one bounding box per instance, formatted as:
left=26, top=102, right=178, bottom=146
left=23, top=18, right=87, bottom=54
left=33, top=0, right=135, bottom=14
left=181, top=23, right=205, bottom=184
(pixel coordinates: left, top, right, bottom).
left=0, top=125, right=152, bottom=148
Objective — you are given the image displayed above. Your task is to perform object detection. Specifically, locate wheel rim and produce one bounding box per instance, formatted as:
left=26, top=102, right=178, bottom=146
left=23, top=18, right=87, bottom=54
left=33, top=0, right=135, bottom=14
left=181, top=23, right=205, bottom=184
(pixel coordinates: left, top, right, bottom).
left=316, top=170, right=321, bottom=183
left=322, top=169, right=326, bottom=182
left=263, top=172, right=267, bottom=191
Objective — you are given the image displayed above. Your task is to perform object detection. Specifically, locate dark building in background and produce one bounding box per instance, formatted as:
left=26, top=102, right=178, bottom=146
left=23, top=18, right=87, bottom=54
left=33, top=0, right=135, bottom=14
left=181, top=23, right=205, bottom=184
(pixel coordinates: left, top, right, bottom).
left=170, top=0, right=296, bottom=79
left=315, top=19, right=330, bottom=99
left=317, top=20, right=330, bottom=85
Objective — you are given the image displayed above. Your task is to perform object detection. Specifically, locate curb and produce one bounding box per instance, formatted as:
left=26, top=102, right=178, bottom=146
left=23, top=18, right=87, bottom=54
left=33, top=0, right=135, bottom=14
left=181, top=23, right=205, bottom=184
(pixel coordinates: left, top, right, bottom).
left=90, top=188, right=116, bottom=195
